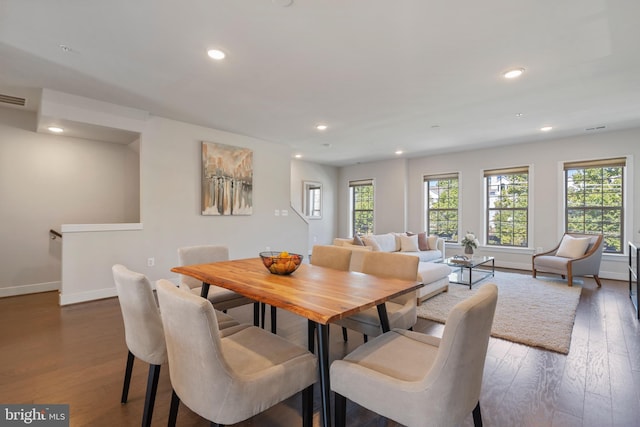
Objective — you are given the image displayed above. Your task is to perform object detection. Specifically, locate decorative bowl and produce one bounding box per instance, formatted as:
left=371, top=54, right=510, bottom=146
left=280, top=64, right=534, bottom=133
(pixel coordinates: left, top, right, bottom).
left=259, top=251, right=304, bottom=275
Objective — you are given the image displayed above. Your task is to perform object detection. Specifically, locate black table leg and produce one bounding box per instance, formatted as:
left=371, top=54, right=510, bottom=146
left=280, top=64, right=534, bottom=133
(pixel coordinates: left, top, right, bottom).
left=376, top=303, right=391, bottom=332
left=200, top=282, right=210, bottom=298
left=316, top=322, right=331, bottom=427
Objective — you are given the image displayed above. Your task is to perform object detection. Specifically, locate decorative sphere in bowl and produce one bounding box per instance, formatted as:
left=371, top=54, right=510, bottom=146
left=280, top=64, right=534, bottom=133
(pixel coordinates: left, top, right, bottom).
left=259, top=251, right=304, bottom=275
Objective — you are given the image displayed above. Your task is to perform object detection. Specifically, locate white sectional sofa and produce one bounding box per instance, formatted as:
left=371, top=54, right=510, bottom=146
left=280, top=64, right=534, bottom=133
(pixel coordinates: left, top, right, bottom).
left=333, top=232, right=451, bottom=303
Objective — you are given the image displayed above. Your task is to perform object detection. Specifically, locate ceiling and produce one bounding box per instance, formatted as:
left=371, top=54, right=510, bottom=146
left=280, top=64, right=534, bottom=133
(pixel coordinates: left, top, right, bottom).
left=1, top=0, right=640, bottom=166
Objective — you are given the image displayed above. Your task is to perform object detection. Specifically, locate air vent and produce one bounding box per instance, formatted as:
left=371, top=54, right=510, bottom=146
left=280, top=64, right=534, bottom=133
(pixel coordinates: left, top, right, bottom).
left=585, top=125, right=606, bottom=131
left=0, top=93, right=26, bottom=107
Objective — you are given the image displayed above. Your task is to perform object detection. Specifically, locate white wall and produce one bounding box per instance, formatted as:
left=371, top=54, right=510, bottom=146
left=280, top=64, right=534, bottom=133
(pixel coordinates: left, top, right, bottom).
left=291, top=159, right=339, bottom=250
left=339, top=128, right=638, bottom=279
left=61, top=115, right=308, bottom=304
left=337, top=158, right=408, bottom=237
left=0, top=108, right=139, bottom=296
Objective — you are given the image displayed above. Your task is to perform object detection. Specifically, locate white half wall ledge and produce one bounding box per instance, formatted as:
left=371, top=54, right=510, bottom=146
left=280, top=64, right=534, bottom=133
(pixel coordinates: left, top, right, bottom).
left=0, top=281, right=60, bottom=298
left=59, top=287, right=118, bottom=306
left=61, top=223, right=143, bottom=233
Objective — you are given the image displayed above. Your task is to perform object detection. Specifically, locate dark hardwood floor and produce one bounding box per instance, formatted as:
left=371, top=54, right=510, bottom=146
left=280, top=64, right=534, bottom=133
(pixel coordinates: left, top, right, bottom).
left=1, top=272, right=639, bottom=426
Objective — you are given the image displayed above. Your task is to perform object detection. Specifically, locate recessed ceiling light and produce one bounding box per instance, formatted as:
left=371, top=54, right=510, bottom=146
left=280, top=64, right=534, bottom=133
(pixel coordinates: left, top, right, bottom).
left=48, top=126, right=64, bottom=133
left=515, top=113, right=524, bottom=118
left=395, top=150, right=403, bottom=155
left=294, top=154, right=302, bottom=158
left=207, top=49, right=226, bottom=60
left=316, top=124, right=328, bottom=131
left=503, top=68, right=525, bottom=79
left=540, top=126, right=553, bottom=132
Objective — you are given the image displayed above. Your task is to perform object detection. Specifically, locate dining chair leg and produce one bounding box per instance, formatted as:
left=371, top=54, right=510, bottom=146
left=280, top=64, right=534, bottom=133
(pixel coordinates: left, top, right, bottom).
left=253, top=302, right=260, bottom=326
left=334, top=392, right=347, bottom=427
left=121, top=351, right=135, bottom=404
left=307, top=321, right=316, bottom=353
left=141, top=364, right=161, bottom=427
left=168, top=389, right=180, bottom=427
left=341, top=327, right=348, bottom=342
left=302, top=385, right=314, bottom=427
left=363, top=334, right=368, bottom=343
left=210, top=423, right=223, bottom=427
left=270, top=305, right=277, bottom=334
left=472, top=401, right=483, bottom=427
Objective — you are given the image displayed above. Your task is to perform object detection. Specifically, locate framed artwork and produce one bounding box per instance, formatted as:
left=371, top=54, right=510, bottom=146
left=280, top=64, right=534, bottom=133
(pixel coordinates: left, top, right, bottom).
left=201, top=141, right=253, bottom=215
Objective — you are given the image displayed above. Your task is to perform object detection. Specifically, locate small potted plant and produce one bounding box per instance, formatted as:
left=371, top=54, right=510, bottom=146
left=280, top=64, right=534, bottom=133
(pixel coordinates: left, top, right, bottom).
left=461, top=232, right=479, bottom=255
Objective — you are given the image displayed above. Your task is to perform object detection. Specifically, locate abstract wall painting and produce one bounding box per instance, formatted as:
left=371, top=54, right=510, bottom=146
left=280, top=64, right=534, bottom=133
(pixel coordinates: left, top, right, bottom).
left=201, top=142, right=253, bottom=215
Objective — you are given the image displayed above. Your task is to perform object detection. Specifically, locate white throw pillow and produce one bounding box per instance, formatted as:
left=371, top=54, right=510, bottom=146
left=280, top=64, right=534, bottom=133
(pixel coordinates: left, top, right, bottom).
left=374, top=233, right=398, bottom=252
left=427, top=235, right=439, bottom=251
left=556, top=235, right=591, bottom=258
left=400, top=234, right=420, bottom=252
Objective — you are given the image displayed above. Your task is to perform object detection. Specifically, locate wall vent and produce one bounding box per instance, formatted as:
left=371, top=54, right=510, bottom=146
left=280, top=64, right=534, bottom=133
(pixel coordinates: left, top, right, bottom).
left=0, top=93, right=27, bottom=107
left=585, top=125, right=606, bottom=131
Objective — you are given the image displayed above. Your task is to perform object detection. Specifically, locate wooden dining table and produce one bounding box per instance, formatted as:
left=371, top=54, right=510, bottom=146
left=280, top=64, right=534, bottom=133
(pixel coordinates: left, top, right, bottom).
left=171, top=257, right=423, bottom=427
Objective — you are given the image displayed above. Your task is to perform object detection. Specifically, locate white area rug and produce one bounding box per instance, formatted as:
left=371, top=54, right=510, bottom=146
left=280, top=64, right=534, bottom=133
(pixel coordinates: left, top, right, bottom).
left=416, top=272, right=582, bottom=354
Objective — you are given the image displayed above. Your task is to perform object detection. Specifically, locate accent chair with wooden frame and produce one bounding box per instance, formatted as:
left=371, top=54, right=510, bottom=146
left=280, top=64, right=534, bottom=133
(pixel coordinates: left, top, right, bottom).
left=532, top=233, right=604, bottom=287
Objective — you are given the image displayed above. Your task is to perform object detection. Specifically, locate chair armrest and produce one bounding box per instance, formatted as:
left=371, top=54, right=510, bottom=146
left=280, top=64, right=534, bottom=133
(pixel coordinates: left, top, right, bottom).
left=436, top=238, right=446, bottom=261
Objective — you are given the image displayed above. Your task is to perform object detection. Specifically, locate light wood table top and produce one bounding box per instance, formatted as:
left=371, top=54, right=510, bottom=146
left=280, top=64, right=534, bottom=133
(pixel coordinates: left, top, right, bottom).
left=171, top=257, right=423, bottom=325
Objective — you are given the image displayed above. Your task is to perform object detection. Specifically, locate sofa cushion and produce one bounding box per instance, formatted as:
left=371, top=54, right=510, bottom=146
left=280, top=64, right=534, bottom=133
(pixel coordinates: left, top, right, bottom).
left=427, top=235, right=438, bottom=250
left=557, top=235, right=590, bottom=258
left=417, top=232, right=429, bottom=251
left=400, top=234, right=420, bottom=252
left=352, top=234, right=365, bottom=246
left=364, top=233, right=397, bottom=252
left=417, top=262, right=451, bottom=283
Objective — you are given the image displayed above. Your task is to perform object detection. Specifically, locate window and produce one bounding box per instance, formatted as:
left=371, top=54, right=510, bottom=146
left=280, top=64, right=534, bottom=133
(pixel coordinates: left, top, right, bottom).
left=303, top=181, right=322, bottom=219
left=485, top=166, right=529, bottom=247
left=349, top=179, right=374, bottom=236
left=564, top=157, right=625, bottom=253
left=424, top=173, right=459, bottom=242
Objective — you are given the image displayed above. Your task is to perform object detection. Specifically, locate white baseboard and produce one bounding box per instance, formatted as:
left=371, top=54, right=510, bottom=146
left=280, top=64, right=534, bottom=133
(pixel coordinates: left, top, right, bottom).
left=495, top=261, right=628, bottom=281
left=0, top=281, right=60, bottom=298
left=59, top=287, right=118, bottom=306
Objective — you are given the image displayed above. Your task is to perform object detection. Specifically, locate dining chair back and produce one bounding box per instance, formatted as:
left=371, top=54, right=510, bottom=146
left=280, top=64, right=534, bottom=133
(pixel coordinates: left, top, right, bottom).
left=310, top=245, right=352, bottom=271
left=178, top=245, right=259, bottom=325
left=334, top=251, right=420, bottom=340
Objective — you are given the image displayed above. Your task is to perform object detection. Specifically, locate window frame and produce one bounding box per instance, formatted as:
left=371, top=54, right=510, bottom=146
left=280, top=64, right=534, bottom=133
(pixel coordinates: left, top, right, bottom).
left=423, top=173, right=459, bottom=243
left=563, top=157, right=626, bottom=254
left=348, top=179, right=374, bottom=237
left=484, top=166, right=530, bottom=248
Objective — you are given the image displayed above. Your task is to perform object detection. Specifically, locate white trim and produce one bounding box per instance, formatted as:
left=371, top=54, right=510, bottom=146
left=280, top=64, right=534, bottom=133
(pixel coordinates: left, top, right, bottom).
left=0, top=281, right=60, bottom=298
left=61, top=223, right=143, bottom=233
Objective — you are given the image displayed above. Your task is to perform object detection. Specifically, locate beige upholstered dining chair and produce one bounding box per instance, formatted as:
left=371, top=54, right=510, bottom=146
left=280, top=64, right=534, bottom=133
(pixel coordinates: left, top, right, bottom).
left=155, top=279, right=318, bottom=427
left=331, top=283, right=498, bottom=427
left=333, top=251, right=420, bottom=341
left=112, top=264, right=239, bottom=427
left=310, top=245, right=353, bottom=341
left=532, top=233, right=604, bottom=287
left=177, top=245, right=260, bottom=325
left=310, top=244, right=353, bottom=271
